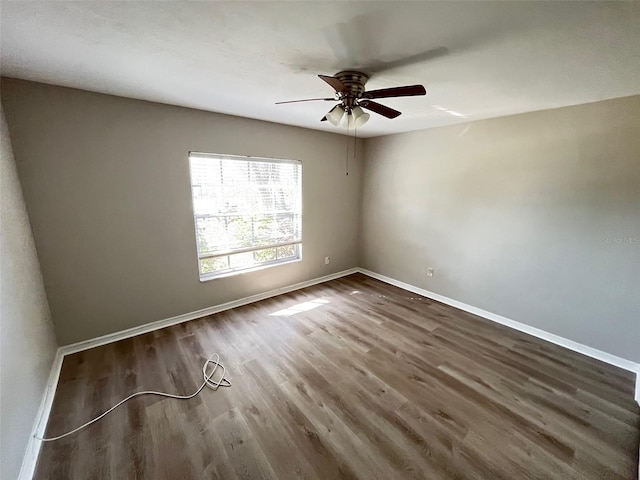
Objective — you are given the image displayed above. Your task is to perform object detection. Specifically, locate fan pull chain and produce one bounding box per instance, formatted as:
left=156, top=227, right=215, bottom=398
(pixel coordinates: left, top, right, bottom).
left=346, top=121, right=350, bottom=176
left=353, top=123, right=357, bottom=174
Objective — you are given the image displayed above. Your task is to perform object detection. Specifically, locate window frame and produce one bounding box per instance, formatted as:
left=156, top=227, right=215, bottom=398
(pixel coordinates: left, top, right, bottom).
left=188, top=152, right=303, bottom=281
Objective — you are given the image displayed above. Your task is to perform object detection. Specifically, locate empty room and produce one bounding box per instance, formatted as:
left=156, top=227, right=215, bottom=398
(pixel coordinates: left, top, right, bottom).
left=1, top=1, right=639, bottom=479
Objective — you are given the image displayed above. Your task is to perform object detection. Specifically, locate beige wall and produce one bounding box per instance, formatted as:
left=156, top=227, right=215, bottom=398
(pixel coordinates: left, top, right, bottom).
left=361, top=96, right=640, bottom=362
left=0, top=105, right=58, bottom=479
left=1, top=78, right=363, bottom=345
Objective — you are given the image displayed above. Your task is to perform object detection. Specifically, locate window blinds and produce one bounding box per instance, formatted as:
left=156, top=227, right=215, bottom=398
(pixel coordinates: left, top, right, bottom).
left=188, top=153, right=302, bottom=277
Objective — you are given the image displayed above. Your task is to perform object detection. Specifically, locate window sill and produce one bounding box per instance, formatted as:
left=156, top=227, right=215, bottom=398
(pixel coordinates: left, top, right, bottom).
left=199, top=257, right=302, bottom=282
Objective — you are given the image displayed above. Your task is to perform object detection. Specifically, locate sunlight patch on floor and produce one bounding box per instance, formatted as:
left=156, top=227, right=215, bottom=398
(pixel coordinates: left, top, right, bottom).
left=269, top=298, right=330, bottom=317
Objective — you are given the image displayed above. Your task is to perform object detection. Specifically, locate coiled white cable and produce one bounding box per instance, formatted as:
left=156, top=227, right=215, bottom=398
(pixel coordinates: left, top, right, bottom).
left=35, top=353, right=231, bottom=442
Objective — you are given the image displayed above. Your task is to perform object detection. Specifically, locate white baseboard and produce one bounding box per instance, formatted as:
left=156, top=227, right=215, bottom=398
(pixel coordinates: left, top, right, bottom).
left=60, top=267, right=359, bottom=357
left=357, top=269, right=640, bottom=383
left=18, top=349, right=64, bottom=480
left=358, top=268, right=640, bottom=404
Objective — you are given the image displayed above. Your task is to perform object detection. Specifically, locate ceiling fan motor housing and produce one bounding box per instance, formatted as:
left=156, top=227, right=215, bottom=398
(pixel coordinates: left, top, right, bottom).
left=335, top=71, right=369, bottom=109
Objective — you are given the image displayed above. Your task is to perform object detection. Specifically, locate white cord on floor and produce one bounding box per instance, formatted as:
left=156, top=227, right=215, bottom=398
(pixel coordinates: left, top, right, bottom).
left=35, top=353, right=231, bottom=442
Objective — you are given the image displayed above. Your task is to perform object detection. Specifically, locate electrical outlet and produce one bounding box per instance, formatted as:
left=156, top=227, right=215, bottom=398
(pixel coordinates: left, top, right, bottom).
left=427, top=267, right=434, bottom=277
left=325, top=256, right=330, bottom=265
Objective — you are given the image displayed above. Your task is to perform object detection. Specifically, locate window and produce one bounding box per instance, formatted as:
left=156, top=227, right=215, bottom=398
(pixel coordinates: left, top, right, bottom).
left=188, top=152, right=302, bottom=280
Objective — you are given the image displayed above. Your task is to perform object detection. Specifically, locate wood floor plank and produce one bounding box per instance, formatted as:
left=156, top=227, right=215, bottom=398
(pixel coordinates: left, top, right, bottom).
left=34, top=273, right=639, bottom=479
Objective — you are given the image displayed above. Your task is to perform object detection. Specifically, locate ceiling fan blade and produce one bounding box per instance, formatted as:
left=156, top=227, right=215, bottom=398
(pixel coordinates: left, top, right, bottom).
left=359, top=100, right=402, bottom=119
left=363, top=85, right=426, bottom=99
left=318, top=74, right=347, bottom=93
left=275, top=98, right=335, bottom=104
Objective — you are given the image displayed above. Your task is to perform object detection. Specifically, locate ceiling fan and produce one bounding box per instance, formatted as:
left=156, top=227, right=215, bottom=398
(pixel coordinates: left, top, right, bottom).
left=276, top=70, right=426, bottom=128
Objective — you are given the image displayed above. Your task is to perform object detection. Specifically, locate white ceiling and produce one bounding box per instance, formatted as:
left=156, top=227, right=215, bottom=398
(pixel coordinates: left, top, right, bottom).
left=1, top=1, right=639, bottom=138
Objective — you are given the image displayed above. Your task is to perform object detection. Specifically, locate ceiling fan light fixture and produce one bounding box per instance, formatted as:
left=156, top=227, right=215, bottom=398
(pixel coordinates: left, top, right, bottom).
left=349, top=106, right=370, bottom=128
left=326, top=105, right=345, bottom=126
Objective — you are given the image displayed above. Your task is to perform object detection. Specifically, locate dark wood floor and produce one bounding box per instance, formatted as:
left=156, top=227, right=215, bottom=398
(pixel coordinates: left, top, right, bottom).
left=36, top=273, right=639, bottom=479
